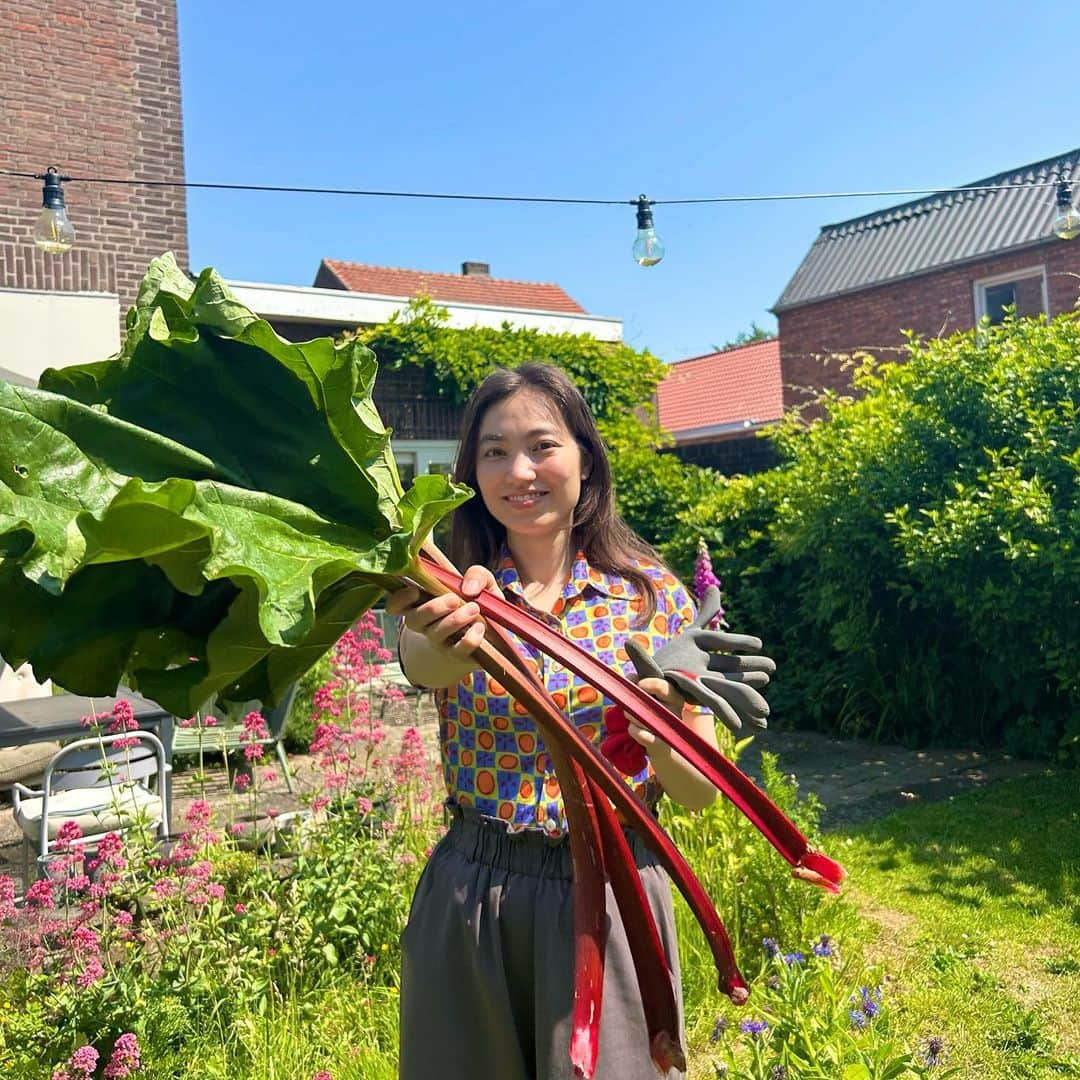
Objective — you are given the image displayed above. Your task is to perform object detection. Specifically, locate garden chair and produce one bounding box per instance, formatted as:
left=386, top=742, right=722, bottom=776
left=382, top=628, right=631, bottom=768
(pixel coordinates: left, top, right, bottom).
left=0, top=659, right=59, bottom=794
left=11, top=729, right=170, bottom=883
left=171, top=683, right=299, bottom=793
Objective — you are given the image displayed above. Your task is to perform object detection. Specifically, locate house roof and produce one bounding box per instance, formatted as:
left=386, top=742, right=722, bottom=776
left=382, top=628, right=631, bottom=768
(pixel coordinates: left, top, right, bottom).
left=774, top=148, right=1080, bottom=312
left=657, top=338, right=783, bottom=439
left=0, top=365, right=35, bottom=387
left=316, top=259, right=587, bottom=314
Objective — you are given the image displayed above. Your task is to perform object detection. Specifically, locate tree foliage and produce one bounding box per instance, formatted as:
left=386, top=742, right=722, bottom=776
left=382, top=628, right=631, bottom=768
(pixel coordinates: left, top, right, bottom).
left=665, top=314, right=1080, bottom=758
left=353, top=297, right=714, bottom=547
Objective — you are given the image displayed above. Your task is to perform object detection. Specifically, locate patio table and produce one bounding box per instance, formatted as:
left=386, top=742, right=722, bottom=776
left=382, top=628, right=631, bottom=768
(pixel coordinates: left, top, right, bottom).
left=0, top=691, right=174, bottom=757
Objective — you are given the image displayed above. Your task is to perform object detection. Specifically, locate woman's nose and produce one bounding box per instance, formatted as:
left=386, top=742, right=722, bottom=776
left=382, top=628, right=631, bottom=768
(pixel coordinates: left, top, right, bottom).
left=508, top=452, right=536, bottom=481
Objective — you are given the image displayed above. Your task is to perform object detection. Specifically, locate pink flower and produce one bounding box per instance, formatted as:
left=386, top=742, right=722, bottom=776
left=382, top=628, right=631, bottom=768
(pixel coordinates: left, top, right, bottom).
left=356, top=796, right=373, bottom=814
left=96, top=831, right=124, bottom=861
left=692, top=538, right=727, bottom=628
left=233, top=773, right=251, bottom=792
left=233, top=903, right=247, bottom=914
left=262, top=769, right=278, bottom=784
left=312, top=795, right=331, bottom=814
left=55, top=819, right=83, bottom=848
left=25, top=878, right=56, bottom=909
left=58, top=1044, right=99, bottom=1078
left=75, top=956, right=105, bottom=988
left=312, top=1071, right=333, bottom=1080
left=103, top=1032, right=141, bottom=1078
left=183, top=800, right=214, bottom=832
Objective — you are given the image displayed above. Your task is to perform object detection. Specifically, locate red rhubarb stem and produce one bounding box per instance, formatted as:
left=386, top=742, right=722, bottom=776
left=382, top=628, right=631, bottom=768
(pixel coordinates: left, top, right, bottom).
left=420, top=556, right=845, bottom=893
left=591, top=785, right=686, bottom=1074
left=409, top=556, right=749, bottom=1001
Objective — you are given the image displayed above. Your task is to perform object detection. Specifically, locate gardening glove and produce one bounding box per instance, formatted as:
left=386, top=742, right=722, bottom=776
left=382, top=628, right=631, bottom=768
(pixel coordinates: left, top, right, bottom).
left=624, top=586, right=775, bottom=735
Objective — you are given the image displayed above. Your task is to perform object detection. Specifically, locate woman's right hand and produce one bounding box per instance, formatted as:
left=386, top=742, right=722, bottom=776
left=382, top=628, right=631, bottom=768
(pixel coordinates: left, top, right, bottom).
left=385, top=565, right=504, bottom=662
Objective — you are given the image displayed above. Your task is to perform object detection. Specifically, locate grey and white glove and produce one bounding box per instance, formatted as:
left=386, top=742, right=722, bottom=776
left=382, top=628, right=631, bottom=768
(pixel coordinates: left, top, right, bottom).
left=625, top=586, right=775, bottom=734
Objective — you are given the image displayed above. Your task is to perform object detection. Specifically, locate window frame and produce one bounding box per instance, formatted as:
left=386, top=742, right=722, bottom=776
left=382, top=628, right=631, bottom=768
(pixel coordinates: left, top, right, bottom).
left=972, top=264, right=1048, bottom=325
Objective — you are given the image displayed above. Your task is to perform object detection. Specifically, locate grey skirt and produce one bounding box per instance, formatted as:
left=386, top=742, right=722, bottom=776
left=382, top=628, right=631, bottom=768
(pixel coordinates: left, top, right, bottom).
left=399, top=803, right=686, bottom=1080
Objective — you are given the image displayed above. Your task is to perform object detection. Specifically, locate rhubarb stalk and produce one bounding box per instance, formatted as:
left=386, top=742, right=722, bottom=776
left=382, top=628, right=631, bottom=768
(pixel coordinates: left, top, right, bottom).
left=409, top=554, right=750, bottom=1003
left=420, top=557, right=846, bottom=893
left=591, top=790, right=686, bottom=1074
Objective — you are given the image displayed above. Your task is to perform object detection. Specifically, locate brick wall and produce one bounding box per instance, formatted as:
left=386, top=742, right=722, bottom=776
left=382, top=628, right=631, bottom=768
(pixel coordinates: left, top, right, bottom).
left=269, top=317, right=464, bottom=439
left=777, top=240, right=1080, bottom=412
left=667, top=434, right=779, bottom=476
left=0, top=1, right=188, bottom=317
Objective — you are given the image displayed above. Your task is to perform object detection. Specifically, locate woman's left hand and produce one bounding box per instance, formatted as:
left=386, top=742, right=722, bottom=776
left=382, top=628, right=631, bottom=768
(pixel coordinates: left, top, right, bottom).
left=627, top=677, right=686, bottom=756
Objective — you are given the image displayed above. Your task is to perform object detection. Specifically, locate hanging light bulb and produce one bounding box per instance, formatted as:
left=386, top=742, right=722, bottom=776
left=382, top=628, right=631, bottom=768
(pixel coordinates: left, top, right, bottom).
left=632, top=195, right=665, bottom=267
left=1053, top=179, right=1080, bottom=241
left=33, top=167, right=76, bottom=254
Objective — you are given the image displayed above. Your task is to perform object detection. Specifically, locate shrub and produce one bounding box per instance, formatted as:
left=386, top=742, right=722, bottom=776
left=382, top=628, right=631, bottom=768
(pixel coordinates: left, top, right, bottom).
left=665, top=313, right=1080, bottom=756
left=352, top=296, right=711, bottom=549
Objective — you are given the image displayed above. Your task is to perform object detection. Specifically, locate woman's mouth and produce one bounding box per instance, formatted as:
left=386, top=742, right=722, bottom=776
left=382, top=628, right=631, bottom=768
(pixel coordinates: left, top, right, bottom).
left=505, top=491, right=546, bottom=506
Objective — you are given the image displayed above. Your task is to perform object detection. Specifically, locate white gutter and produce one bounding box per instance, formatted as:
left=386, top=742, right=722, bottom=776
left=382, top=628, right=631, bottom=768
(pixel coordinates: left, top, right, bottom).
left=670, top=418, right=777, bottom=444
left=226, top=280, right=623, bottom=342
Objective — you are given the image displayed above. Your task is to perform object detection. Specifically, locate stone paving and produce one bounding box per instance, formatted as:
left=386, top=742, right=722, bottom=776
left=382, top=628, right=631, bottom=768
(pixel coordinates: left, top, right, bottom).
left=0, top=691, right=1044, bottom=890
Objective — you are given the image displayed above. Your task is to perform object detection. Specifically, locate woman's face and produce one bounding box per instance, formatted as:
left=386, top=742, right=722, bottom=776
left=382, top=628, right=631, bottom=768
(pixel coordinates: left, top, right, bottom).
left=474, top=388, right=587, bottom=544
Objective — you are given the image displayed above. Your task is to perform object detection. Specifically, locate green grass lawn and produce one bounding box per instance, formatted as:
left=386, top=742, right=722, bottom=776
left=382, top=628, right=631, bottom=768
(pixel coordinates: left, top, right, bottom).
left=837, top=770, right=1080, bottom=1079
left=675, top=769, right=1080, bottom=1078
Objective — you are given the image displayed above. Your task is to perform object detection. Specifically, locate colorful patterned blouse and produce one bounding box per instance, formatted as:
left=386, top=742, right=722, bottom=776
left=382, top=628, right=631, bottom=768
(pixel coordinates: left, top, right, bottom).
left=435, top=549, right=698, bottom=834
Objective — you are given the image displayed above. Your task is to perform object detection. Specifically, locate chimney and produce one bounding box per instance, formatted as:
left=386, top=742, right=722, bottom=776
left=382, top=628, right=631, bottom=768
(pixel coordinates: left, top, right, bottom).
left=461, top=261, right=491, bottom=277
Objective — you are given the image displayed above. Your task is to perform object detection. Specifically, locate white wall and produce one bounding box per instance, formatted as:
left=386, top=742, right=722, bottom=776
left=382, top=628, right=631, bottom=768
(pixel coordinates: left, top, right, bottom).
left=227, top=280, right=624, bottom=342
left=0, top=288, right=121, bottom=384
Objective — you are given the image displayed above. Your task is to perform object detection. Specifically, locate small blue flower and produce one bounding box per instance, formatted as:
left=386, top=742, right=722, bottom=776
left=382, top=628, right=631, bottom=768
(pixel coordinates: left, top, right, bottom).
left=710, top=1016, right=728, bottom=1043
left=812, top=934, right=833, bottom=957
left=849, top=1009, right=869, bottom=1029
left=859, top=985, right=881, bottom=1019
left=762, top=937, right=780, bottom=959
left=921, top=1035, right=946, bottom=1068
left=771, top=1067, right=787, bottom=1079
left=740, top=1018, right=769, bottom=1036
left=783, top=951, right=805, bottom=966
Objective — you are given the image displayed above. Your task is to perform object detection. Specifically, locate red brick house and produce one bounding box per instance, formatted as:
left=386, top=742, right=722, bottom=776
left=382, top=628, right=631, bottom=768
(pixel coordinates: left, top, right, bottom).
left=656, top=338, right=783, bottom=474
left=0, top=0, right=189, bottom=376
left=774, top=148, right=1080, bottom=411
left=231, top=259, right=622, bottom=480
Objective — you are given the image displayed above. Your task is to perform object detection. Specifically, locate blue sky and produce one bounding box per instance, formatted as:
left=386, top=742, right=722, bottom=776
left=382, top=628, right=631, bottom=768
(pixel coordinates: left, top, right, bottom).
left=178, top=1, right=1077, bottom=361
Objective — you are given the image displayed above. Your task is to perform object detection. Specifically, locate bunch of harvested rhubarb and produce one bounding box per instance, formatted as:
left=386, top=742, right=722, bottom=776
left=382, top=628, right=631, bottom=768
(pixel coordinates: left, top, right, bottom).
left=414, top=551, right=844, bottom=1076
left=0, top=256, right=844, bottom=1077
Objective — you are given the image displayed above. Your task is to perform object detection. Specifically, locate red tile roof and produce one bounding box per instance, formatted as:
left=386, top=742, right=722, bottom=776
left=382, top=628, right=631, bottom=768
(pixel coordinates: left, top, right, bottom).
left=657, top=339, right=783, bottom=436
left=317, top=259, right=587, bottom=314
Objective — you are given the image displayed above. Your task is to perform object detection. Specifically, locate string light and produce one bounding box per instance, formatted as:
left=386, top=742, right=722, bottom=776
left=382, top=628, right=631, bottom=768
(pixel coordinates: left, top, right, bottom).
left=32, top=167, right=75, bottom=254
left=3, top=167, right=1076, bottom=264
left=632, top=195, right=664, bottom=267
left=1053, top=179, right=1080, bottom=240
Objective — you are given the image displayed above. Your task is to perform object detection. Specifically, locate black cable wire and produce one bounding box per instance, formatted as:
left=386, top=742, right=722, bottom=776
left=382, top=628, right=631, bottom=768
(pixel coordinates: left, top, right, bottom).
left=0, top=167, right=1066, bottom=206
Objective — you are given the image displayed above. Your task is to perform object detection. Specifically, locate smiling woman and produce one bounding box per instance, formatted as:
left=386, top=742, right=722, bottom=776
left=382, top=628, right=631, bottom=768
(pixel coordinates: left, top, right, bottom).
left=385, top=362, right=737, bottom=1079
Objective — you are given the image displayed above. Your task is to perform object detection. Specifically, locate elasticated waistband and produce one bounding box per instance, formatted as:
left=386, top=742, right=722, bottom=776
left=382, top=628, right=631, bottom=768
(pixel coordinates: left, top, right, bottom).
left=443, top=800, right=661, bottom=881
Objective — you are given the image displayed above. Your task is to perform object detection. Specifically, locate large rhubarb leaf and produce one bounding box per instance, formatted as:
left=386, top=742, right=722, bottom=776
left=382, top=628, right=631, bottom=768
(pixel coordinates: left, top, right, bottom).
left=0, top=254, right=470, bottom=715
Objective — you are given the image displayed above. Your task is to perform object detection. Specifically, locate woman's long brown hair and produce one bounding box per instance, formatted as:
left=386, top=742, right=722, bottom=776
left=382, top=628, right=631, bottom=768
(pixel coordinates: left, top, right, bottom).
left=449, top=362, right=661, bottom=622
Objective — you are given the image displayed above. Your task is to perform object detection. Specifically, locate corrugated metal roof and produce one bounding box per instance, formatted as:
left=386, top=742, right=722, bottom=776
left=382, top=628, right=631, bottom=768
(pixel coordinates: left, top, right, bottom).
left=774, top=148, right=1080, bottom=311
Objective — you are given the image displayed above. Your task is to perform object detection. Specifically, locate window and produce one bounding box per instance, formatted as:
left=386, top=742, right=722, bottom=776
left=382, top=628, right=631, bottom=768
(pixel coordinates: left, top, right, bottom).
left=974, top=267, right=1047, bottom=325
left=396, top=451, right=417, bottom=489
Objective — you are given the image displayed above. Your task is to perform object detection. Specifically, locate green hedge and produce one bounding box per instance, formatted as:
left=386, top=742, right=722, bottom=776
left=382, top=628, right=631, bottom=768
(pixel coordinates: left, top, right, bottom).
left=665, top=314, right=1080, bottom=759
left=354, top=296, right=712, bottom=549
